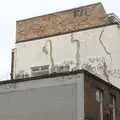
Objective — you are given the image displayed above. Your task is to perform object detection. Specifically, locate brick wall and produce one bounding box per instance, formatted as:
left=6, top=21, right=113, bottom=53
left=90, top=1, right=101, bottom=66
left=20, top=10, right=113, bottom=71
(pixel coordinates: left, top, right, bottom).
left=16, top=2, right=109, bottom=42
left=84, top=73, right=120, bottom=120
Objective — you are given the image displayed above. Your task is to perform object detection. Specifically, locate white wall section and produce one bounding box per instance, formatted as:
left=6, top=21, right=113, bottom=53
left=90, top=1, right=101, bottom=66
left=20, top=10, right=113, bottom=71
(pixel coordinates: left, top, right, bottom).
left=14, top=24, right=120, bottom=87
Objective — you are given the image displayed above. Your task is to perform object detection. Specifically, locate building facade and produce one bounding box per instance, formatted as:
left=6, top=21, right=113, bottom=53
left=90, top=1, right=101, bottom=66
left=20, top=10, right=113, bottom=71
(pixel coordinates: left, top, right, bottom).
left=7, top=2, right=120, bottom=120
left=12, top=3, right=120, bottom=88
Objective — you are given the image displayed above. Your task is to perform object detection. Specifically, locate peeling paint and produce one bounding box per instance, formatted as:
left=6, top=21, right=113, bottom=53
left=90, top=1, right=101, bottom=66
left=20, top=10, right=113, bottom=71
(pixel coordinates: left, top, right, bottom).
left=71, top=33, right=80, bottom=70
left=15, top=24, right=120, bottom=87
left=42, top=40, right=55, bottom=72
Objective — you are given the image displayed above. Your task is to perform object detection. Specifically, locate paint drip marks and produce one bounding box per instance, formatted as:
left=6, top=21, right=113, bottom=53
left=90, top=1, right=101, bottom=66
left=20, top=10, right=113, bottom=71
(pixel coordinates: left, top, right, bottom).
left=70, top=33, right=80, bottom=69
left=42, top=40, right=55, bottom=70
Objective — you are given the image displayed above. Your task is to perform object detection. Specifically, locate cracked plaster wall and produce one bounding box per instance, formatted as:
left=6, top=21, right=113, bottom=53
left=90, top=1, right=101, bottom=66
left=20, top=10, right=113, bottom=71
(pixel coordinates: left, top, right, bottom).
left=14, top=24, right=120, bottom=88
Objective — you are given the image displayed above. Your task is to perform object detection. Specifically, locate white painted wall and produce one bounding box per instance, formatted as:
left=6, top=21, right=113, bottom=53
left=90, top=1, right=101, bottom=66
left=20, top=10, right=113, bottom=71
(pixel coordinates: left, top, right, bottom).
left=0, top=73, right=84, bottom=120
left=14, top=24, right=120, bottom=88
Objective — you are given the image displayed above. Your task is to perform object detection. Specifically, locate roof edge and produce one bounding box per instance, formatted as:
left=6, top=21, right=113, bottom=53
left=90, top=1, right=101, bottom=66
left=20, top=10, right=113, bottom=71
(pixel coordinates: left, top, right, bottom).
left=0, top=69, right=120, bottom=92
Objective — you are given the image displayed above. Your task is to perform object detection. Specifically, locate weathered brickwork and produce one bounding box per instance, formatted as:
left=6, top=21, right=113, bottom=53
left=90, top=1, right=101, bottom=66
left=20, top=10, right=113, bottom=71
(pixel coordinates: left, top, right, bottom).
left=16, top=2, right=109, bottom=42
left=84, top=73, right=120, bottom=120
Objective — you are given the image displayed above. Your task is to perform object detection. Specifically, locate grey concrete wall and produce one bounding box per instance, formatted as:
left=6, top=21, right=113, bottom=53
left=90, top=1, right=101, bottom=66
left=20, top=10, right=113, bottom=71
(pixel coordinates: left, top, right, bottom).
left=0, top=73, right=84, bottom=120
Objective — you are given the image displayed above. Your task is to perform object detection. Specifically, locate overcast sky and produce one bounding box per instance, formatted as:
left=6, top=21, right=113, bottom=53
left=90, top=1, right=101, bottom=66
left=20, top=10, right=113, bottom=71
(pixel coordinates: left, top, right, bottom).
left=0, top=0, right=120, bottom=80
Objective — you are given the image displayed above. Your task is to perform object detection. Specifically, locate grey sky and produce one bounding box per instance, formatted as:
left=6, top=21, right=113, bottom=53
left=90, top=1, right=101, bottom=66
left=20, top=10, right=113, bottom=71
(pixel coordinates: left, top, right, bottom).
left=0, top=0, right=119, bottom=80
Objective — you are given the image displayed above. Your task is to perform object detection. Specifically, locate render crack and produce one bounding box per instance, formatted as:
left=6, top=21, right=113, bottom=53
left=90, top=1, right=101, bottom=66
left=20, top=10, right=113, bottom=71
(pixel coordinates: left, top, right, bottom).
left=99, top=30, right=112, bottom=82
left=99, top=30, right=112, bottom=63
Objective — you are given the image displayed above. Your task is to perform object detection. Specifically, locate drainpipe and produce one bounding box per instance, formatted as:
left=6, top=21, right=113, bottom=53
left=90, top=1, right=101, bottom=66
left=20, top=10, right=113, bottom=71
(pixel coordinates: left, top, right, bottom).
left=10, top=49, right=15, bottom=80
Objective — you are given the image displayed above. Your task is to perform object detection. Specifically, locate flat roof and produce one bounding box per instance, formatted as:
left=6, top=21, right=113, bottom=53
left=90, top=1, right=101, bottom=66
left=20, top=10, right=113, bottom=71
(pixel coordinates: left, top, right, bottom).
left=1, top=70, right=120, bottom=92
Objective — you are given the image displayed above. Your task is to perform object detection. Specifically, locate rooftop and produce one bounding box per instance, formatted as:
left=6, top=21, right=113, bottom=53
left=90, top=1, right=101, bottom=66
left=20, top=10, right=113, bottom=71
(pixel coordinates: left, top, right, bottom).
left=1, top=70, right=120, bottom=92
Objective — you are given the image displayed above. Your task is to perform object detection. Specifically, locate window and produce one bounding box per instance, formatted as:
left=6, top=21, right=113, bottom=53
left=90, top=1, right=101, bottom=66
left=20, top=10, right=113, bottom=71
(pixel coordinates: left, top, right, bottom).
left=96, top=88, right=103, bottom=120
left=96, top=89, right=100, bottom=102
left=112, top=96, right=116, bottom=120
left=110, top=95, right=116, bottom=120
